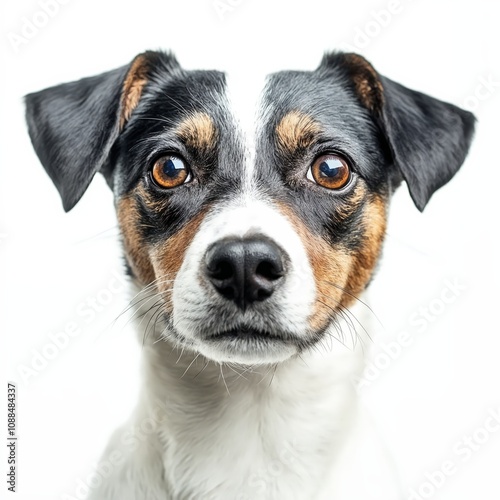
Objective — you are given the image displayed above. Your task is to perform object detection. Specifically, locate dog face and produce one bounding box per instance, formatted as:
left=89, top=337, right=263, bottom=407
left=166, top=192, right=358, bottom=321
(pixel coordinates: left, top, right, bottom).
left=25, top=51, right=475, bottom=364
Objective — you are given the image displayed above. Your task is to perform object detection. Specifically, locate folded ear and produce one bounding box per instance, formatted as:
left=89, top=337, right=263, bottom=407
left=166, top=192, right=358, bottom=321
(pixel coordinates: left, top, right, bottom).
left=25, top=51, right=176, bottom=211
left=321, top=53, right=476, bottom=211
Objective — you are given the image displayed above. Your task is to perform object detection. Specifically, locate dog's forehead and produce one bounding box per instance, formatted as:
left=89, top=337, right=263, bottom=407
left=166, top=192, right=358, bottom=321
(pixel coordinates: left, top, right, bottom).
left=149, top=67, right=357, bottom=135
left=224, top=69, right=269, bottom=127
left=218, top=68, right=357, bottom=135
left=135, top=65, right=372, bottom=151
left=182, top=68, right=376, bottom=162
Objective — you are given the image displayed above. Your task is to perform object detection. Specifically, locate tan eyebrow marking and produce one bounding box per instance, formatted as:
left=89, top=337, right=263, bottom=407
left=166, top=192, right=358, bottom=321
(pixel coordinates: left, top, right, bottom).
left=275, top=111, right=322, bottom=154
left=176, top=112, right=218, bottom=152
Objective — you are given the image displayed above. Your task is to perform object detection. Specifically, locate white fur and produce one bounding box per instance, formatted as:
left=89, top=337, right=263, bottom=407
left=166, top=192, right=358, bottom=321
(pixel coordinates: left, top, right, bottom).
left=224, top=70, right=269, bottom=192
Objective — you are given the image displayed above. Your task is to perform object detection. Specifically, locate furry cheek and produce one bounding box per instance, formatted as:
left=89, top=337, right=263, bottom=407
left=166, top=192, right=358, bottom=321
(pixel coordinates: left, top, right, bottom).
left=149, top=212, right=206, bottom=309
left=279, top=193, right=387, bottom=332
left=116, top=194, right=156, bottom=285
left=116, top=189, right=206, bottom=312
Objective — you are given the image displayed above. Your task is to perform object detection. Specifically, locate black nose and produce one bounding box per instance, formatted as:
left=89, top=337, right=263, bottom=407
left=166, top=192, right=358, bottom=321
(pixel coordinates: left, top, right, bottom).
left=205, top=238, right=286, bottom=310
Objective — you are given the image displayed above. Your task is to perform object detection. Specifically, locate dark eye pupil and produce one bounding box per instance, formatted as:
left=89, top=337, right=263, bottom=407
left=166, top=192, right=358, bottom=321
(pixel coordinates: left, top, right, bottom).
left=163, top=157, right=184, bottom=178
left=319, top=159, right=343, bottom=178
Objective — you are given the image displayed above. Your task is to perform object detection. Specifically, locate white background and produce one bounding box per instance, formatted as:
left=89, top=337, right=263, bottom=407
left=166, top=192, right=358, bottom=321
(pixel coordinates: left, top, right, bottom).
left=1, top=0, right=499, bottom=499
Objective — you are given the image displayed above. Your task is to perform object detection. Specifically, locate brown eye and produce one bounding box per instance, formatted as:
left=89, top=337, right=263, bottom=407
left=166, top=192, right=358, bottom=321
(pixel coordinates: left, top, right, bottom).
left=307, top=154, right=351, bottom=190
left=151, top=155, right=191, bottom=188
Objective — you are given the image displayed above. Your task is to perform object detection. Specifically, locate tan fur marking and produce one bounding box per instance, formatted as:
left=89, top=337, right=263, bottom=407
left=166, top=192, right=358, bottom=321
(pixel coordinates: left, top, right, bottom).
left=279, top=204, right=351, bottom=331
left=120, top=55, right=150, bottom=130
left=176, top=112, right=218, bottom=152
left=151, top=212, right=206, bottom=309
left=276, top=111, right=322, bottom=154
left=344, top=194, right=387, bottom=303
left=335, top=183, right=366, bottom=222
left=135, top=184, right=168, bottom=212
left=117, top=186, right=207, bottom=311
left=117, top=194, right=156, bottom=285
left=344, top=53, right=384, bottom=112
left=278, top=193, right=387, bottom=332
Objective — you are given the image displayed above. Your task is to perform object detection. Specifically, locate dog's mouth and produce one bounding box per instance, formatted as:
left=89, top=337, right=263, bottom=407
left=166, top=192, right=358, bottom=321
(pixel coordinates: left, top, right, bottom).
left=204, top=328, right=297, bottom=343
left=189, top=326, right=304, bottom=363
left=168, top=323, right=309, bottom=364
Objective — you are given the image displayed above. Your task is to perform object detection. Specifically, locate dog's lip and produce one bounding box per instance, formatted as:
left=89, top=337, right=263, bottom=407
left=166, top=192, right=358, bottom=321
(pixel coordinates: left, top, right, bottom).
left=204, top=328, right=296, bottom=342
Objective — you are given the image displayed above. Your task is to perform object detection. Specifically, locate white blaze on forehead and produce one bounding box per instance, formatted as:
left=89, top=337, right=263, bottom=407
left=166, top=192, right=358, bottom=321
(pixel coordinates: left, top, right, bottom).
left=224, top=70, right=269, bottom=190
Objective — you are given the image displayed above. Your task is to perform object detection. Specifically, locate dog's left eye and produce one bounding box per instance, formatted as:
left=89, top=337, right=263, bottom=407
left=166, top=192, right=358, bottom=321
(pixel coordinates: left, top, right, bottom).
left=307, top=154, right=351, bottom=190
left=150, top=155, right=191, bottom=188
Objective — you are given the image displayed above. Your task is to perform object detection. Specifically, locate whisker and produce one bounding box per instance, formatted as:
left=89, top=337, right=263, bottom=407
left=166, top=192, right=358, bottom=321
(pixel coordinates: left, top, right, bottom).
left=193, top=359, right=210, bottom=379
left=122, top=292, right=170, bottom=331
left=226, top=364, right=250, bottom=381
left=142, top=302, right=166, bottom=346
left=296, top=352, right=309, bottom=368
left=176, top=346, right=186, bottom=364
left=136, top=298, right=164, bottom=332
left=258, top=363, right=278, bottom=386
left=316, top=298, right=359, bottom=349
left=180, top=353, right=201, bottom=379
left=268, top=364, right=278, bottom=387
left=316, top=290, right=373, bottom=345
left=111, top=275, right=176, bottom=327
left=219, top=364, right=231, bottom=396
left=319, top=280, right=383, bottom=327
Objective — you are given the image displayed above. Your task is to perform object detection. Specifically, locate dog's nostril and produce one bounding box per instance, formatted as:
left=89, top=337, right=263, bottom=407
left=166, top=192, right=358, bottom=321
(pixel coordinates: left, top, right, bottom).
left=207, top=260, right=234, bottom=281
left=255, top=260, right=284, bottom=281
left=204, top=238, right=287, bottom=310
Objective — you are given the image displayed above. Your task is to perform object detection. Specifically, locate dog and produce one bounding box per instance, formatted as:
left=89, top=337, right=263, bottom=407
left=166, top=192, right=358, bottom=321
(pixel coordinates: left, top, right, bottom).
left=25, top=51, right=475, bottom=500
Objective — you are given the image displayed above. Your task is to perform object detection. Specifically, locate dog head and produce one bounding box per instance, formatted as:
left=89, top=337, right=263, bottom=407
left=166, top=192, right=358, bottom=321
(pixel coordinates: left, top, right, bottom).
left=25, top=51, right=475, bottom=364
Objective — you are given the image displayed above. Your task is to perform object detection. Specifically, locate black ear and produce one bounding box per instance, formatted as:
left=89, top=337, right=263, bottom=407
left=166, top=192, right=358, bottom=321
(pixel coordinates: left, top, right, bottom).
left=378, top=76, right=476, bottom=211
left=322, top=53, right=476, bottom=211
left=25, top=51, right=177, bottom=211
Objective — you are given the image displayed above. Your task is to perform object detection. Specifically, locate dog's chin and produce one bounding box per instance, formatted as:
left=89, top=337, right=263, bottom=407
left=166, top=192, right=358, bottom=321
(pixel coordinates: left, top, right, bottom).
left=172, top=328, right=301, bottom=365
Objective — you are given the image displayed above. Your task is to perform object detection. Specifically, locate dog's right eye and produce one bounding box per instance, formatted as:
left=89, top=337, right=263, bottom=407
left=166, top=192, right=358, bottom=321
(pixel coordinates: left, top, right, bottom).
left=307, top=154, right=351, bottom=190
left=150, top=155, right=191, bottom=188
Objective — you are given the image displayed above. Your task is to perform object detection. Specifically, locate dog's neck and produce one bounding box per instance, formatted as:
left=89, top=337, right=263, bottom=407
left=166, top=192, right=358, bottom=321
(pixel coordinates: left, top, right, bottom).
left=132, top=305, right=366, bottom=499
